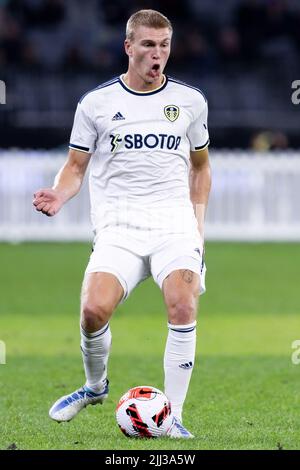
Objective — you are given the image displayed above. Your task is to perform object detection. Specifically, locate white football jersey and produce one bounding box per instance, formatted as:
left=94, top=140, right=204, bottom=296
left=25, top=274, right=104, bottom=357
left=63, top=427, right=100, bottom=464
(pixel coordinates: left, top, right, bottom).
left=69, top=74, right=209, bottom=235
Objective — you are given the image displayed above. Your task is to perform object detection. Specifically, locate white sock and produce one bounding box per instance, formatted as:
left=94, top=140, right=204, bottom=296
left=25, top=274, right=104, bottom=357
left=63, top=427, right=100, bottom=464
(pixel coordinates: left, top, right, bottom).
left=164, top=321, right=196, bottom=422
left=80, top=323, right=112, bottom=393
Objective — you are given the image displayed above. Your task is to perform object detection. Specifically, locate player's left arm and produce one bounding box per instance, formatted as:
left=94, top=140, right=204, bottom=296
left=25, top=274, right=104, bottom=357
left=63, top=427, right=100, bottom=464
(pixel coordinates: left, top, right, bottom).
left=189, top=146, right=212, bottom=241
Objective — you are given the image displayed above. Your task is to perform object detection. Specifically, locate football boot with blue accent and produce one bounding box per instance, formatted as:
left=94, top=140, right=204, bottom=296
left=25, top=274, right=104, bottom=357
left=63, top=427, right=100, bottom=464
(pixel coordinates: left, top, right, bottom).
left=49, top=380, right=109, bottom=422
left=167, top=416, right=194, bottom=438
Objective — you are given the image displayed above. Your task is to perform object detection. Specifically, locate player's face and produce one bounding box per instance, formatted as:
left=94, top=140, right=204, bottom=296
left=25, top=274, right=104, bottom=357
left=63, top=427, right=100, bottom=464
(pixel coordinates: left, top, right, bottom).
left=125, top=26, right=172, bottom=86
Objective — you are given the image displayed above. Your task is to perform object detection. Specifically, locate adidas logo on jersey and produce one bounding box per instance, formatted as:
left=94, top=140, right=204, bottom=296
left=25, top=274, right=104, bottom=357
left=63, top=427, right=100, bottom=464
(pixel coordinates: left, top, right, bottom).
left=112, top=112, right=125, bottom=121
left=179, top=361, right=193, bottom=370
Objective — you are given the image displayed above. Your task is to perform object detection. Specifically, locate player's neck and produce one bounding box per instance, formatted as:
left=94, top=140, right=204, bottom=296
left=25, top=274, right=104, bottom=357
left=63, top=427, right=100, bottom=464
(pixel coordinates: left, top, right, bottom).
left=122, top=72, right=165, bottom=92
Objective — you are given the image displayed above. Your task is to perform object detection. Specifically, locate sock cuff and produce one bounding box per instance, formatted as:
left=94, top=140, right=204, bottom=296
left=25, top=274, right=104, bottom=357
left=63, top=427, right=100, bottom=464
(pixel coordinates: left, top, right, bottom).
left=80, top=323, right=110, bottom=339
left=167, top=321, right=196, bottom=333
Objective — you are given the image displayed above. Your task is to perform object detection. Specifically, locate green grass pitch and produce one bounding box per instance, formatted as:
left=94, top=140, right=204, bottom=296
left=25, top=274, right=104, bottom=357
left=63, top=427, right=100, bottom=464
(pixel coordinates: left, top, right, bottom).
left=0, top=242, right=299, bottom=450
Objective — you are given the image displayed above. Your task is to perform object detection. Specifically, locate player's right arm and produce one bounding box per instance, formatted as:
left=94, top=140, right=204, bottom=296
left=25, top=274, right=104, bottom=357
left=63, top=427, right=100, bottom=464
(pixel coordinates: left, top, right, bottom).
left=33, top=148, right=91, bottom=217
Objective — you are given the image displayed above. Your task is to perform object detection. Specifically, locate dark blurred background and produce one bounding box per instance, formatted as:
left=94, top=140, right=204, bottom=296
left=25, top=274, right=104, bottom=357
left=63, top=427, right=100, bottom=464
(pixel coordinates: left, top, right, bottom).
left=0, top=0, right=299, bottom=149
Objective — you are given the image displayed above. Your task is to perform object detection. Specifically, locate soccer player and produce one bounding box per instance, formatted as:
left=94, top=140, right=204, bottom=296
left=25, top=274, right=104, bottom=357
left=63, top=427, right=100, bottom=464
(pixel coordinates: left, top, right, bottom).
left=33, top=9, right=211, bottom=438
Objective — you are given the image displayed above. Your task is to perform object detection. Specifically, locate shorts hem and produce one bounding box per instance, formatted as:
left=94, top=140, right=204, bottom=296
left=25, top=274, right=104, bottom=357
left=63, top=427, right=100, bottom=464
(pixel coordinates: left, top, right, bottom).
left=156, top=261, right=206, bottom=295
left=85, top=266, right=129, bottom=302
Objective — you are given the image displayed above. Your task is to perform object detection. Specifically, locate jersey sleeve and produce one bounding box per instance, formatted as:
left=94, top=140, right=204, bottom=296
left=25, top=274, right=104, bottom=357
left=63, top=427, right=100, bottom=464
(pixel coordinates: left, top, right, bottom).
left=187, top=98, right=210, bottom=151
left=69, top=100, right=97, bottom=154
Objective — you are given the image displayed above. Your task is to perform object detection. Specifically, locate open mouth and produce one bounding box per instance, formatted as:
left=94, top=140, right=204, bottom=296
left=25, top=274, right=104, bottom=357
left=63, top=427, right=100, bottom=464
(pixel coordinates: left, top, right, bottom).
left=149, top=63, right=160, bottom=78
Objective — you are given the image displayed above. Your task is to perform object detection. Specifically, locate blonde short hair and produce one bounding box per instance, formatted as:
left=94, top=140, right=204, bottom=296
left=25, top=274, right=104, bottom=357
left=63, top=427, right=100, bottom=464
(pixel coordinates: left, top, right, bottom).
left=126, top=9, right=173, bottom=41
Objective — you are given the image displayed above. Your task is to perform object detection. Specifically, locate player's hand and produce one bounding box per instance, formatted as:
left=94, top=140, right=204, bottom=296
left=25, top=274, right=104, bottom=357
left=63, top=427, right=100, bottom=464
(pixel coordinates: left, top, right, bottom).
left=33, top=189, right=64, bottom=217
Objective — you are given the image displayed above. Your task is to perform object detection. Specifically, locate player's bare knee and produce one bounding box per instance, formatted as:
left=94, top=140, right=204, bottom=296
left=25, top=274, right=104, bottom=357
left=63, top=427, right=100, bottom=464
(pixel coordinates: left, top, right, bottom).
left=167, top=300, right=196, bottom=325
left=82, top=302, right=112, bottom=329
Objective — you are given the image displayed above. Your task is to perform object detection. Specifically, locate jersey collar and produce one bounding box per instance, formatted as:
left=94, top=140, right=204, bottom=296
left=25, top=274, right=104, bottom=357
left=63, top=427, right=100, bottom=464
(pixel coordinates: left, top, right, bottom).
left=118, top=74, right=168, bottom=96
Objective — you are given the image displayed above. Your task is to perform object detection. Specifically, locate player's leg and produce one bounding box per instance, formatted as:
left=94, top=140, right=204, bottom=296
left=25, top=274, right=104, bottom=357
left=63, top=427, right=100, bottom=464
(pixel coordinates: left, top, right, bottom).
left=49, top=239, right=149, bottom=423
left=162, top=269, right=200, bottom=430
left=80, top=272, right=124, bottom=393
left=49, top=272, right=123, bottom=423
left=151, top=238, right=205, bottom=437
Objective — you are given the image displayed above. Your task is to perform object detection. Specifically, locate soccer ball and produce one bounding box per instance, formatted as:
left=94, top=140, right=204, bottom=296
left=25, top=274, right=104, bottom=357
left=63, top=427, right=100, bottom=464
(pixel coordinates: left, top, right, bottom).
left=116, top=386, right=172, bottom=438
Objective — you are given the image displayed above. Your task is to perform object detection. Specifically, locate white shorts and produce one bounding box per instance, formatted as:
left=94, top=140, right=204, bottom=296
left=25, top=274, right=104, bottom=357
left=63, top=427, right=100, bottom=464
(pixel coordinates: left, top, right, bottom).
left=85, top=231, right=207, bottom=301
